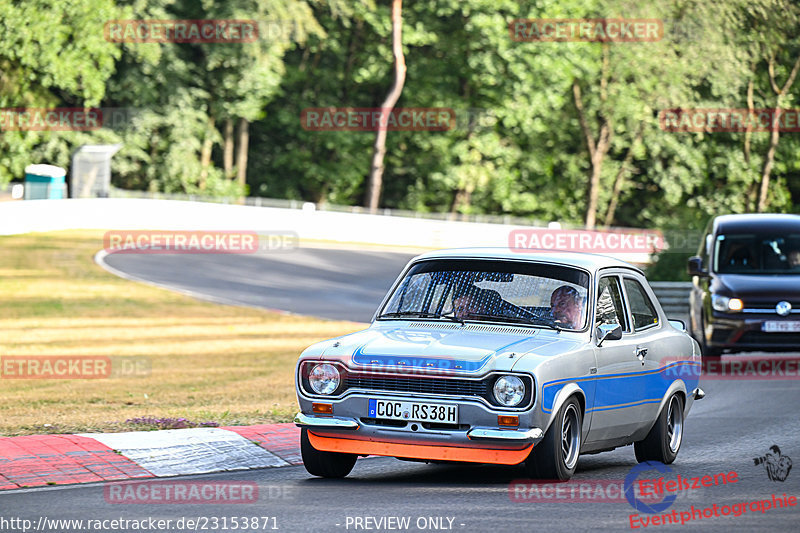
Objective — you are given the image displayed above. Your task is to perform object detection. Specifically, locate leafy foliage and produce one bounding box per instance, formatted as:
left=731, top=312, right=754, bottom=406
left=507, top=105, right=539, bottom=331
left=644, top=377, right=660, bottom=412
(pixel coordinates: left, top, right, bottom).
left=1, top=0, right=798, bottom=242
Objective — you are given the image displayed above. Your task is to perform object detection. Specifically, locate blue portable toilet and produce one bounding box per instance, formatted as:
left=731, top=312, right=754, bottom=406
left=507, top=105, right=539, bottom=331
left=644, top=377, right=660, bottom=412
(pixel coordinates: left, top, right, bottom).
left=24, top=164, right=67, bottom=199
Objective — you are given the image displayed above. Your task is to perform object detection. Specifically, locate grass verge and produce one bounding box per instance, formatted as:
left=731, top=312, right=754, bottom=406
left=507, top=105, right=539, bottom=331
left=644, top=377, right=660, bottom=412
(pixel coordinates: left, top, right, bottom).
left=0, top=230, right=363, bottom=436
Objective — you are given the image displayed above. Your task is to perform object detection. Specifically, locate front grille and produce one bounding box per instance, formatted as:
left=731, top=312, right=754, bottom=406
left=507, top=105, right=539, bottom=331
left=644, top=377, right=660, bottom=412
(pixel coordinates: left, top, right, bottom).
left=744, top=301, right=800, bottom=309
left=711, top=329, right=732, bottom=343
left=738, top=332, right=800, bottom=345
left=344, top=374, right=487, bottom=396
left=299, top=361, right=535, bottom=409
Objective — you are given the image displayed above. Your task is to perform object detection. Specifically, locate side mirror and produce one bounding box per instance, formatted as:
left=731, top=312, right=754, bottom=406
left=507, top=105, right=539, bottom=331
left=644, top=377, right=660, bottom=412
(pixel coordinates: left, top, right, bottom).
left=668, top=319, right=686, bottom=332
left=687, top=256, right=708, bottom=277
left=595, top=323, right=622, bottom=347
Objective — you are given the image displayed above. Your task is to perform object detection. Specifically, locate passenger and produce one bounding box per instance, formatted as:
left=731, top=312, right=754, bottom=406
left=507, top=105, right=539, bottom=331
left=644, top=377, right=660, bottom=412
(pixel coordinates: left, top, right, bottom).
left=788, top=250, right=800, bottom=268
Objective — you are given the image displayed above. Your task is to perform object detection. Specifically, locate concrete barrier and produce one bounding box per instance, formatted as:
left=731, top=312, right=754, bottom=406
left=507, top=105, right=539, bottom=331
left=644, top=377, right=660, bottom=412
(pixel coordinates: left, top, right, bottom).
left=0, top=198, right=656, bottom=263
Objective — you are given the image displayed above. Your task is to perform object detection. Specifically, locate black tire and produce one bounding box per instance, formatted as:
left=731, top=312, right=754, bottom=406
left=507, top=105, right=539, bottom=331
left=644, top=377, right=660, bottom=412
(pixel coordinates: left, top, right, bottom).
left=524, top=396, right=582, bottom=480
left=701, top=339, right=723, bottom=358
left=634, top=394, right=684, bottom=464
left=300, top=428, right=357, bottom=478
left=698, top=314, right=723, bottom=358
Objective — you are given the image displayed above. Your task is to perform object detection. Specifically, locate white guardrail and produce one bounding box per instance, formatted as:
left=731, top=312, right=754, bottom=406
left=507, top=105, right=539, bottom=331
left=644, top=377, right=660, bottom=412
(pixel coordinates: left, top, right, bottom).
left=0, top=197, right=661, bottom=263
left=650, top=281, right=692, bottom=318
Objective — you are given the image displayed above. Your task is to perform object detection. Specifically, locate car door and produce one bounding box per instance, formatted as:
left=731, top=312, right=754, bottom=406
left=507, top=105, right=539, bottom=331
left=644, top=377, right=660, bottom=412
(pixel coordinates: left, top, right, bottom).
left=585, top=273, right=645, bottom=444
left=620, top=276, right=665, bottom=429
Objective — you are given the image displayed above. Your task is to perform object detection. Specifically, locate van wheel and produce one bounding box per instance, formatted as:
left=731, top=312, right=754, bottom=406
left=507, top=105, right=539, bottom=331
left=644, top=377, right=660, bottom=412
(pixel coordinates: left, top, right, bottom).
left=524, top=397, right=581, bottom=480
left=300, top=428, right=357, bottom=478
left=702, top=341, right=722, bottom=358
left=699, top=315, right=722, bottom=358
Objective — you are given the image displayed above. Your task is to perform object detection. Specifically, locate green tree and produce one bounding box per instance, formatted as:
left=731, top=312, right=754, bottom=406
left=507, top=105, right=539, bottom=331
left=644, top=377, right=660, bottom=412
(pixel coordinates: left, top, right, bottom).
left=0, top=0, right=121, bottom=186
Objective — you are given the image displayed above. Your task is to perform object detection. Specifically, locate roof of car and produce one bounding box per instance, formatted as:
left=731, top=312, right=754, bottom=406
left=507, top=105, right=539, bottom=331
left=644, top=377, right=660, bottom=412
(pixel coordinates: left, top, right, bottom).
left=714, top=213, right=800, bottom=234
left=412, top=247, right=642, bottom=274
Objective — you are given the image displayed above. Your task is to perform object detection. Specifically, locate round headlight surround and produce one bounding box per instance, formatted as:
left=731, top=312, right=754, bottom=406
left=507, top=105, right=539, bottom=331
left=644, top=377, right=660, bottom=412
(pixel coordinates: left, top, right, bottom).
left=308, top=363, right=341, bottom=395
left=493, top=375, right=525, bottom=407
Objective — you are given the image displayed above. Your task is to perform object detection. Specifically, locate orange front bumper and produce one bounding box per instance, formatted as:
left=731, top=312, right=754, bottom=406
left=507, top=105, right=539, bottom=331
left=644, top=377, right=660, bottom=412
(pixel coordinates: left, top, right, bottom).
left=308, top=432, right=533, bottom=465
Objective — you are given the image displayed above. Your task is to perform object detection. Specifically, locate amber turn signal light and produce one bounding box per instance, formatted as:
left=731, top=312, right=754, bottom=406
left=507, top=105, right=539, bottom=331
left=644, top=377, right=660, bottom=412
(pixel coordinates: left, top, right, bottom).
left=312, top=403, right=333, bottom=414
left=498, top=415, right=519, bottom=427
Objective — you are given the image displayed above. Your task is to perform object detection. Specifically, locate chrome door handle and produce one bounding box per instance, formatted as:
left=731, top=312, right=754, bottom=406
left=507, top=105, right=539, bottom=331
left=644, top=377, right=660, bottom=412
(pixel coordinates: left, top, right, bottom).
left=635, top=346, right=648, bottom=365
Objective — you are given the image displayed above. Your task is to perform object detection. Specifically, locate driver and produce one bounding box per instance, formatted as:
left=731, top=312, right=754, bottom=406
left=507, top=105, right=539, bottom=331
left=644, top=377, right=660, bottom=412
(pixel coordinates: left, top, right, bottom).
left=453, top=291, right=481, bottom=319
left=550, top=285, right=584, bottom=329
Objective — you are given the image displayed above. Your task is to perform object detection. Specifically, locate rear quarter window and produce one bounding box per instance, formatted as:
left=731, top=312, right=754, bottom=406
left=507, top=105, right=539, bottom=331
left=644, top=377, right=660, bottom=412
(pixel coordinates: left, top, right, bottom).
left=624, top=278, right=659, bottom=331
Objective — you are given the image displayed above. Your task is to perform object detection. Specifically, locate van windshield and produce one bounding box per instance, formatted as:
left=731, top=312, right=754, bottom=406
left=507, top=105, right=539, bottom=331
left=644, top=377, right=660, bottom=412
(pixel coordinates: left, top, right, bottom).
left=714, top=233, right=800, bottom=274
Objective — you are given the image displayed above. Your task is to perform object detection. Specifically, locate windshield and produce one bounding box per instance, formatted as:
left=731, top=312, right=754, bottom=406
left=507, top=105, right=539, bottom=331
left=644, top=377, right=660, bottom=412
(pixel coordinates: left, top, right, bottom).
left=714, top=233, right=800, bottom=274
left=379, top=259, right=590, bottom=330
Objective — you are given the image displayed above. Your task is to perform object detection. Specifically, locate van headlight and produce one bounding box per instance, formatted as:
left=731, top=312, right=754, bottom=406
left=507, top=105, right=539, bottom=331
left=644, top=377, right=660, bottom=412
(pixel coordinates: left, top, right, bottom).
left=712, top=295, right=743, bottom=312
left=493, top=375, right=525, bottom=407
left=309, top=363, right=341, bottom=395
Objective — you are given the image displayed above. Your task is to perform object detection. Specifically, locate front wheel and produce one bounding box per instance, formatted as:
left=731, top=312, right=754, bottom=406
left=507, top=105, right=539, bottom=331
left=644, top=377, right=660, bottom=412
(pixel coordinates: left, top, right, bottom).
left=701, top=338, right=723, bottom=358
left=634, top=393, right=684, bottom=464
left=524, top=396, right=582, bottom=480
left=300, top=428, right=357, bottom=478
left=699, top=314, right=722, bottom=358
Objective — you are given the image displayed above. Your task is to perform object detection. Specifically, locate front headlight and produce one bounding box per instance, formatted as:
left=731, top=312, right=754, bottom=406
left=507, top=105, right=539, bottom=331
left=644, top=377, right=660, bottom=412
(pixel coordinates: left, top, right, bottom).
left=711, top=294, right=743, bottom=312
left=493, top=375, right=525, bottom=407
left=309, top=363, right=341, bottom=395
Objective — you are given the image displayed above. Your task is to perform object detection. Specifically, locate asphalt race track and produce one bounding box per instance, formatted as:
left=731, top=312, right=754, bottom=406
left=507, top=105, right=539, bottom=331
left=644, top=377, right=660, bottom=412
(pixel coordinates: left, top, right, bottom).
left=4, top=380, right=800, bottom=533
left=7, top=247, right=798, bottom=532
left=101, top=247, right=418, bottom=322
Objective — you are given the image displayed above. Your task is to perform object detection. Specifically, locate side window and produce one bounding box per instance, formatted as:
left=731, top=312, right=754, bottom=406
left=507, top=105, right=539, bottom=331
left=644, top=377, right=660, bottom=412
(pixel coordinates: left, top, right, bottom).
left=700, top=233, right=711, bottom=266
left=624, top=278, right=659, bottom=330
left=596, top=276, right=629, bottom=332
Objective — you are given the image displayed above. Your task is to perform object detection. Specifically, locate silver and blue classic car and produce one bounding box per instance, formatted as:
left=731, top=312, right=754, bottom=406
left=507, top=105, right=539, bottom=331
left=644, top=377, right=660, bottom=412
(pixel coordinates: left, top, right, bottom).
left=295, top=248, right=704, bottom=480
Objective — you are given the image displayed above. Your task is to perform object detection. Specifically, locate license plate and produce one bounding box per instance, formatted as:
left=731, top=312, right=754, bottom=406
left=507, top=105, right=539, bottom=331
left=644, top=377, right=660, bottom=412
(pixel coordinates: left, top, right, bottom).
left=762, top=321, right=800, bottom=332
left=368, top=399, right=458, bottom=424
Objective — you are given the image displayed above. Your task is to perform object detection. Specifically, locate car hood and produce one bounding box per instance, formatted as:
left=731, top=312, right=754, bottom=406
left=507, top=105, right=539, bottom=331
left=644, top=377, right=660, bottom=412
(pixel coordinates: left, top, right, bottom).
left=301, top=322, right=586, bottom=374
left=713, top=273, right=800, bottom=301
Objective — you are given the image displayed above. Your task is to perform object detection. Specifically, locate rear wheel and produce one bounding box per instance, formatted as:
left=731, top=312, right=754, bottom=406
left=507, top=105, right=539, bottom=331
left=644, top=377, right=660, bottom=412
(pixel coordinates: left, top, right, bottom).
left=634, top=393, right=684, bottom=464
left=300, top=428, right=357, bottom=478
left=524, top=396, right=582, bottom=480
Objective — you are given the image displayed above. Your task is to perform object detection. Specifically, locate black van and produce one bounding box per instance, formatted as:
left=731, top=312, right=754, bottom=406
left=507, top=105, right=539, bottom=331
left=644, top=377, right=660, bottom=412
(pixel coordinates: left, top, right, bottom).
left=687, top=214, right=800, bottom=356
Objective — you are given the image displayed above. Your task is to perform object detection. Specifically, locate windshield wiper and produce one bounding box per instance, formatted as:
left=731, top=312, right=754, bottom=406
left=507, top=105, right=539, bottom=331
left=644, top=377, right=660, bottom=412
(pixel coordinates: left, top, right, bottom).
left=378, top=311, right=465, bottom=325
